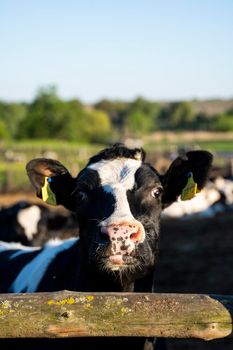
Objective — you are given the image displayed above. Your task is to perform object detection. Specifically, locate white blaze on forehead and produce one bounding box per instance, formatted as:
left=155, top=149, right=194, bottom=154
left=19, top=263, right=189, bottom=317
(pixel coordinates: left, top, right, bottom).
left=89, top=158, right=141, bottom=188
left=88, top=158, right=142, bottom=226
left=17, top=205, right=41, bottom=241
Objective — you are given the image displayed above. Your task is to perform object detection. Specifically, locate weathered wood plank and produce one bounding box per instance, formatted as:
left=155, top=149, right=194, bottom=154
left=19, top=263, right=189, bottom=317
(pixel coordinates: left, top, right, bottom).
left=0, top=291, right=232, bottom=340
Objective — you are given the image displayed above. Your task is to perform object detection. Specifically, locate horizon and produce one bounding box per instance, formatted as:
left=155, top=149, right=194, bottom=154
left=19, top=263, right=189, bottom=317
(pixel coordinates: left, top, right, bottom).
left=1, top=90, right=233, bottom=105
left=1, top=0, right=233, bottom=103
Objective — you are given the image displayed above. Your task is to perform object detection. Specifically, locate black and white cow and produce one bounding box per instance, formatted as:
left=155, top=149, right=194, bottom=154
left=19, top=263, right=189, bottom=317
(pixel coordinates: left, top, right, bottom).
left=0, top=201, right=45, bottom=246
left=0, top=143, right=212, bottom=348
left=0, top=201, right=78, bottom=247
left=162, top=176, right=233, bottom=219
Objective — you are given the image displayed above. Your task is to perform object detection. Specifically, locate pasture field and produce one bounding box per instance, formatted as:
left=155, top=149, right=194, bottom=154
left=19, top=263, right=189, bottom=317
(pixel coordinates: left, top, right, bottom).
left=0, top=132, right=232, bottom=193
left=144, top=131, right=233, bottom=153
left=0, top=140, right=103, bottom=192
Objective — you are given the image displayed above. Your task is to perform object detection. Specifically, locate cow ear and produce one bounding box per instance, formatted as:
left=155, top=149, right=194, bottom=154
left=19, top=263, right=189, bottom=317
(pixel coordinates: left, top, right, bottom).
left=161, top=150, right=213, bottom=208
left=26, top=158, right=76, bottom=209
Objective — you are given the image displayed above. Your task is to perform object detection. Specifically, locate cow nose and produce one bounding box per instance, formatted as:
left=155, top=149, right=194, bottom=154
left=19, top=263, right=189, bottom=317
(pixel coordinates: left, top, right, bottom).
left=101, top=222, right=144, bottom=243
left=100, top=221, right=145, bottom=261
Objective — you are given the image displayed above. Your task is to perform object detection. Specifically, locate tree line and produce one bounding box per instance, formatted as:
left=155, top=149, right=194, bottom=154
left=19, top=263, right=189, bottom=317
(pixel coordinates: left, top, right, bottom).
left=0, top=86, right=233, bottom=143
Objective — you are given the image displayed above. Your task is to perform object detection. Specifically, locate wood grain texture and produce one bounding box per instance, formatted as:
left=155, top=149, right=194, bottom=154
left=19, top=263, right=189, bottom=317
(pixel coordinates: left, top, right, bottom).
left=0, top=291, right=232, bottom=340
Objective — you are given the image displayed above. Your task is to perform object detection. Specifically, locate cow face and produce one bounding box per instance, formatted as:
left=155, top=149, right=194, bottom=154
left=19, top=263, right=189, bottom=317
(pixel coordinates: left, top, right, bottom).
left=26, top=144, right=213, bottom=279
left=75, top=157, right=163, bottom=276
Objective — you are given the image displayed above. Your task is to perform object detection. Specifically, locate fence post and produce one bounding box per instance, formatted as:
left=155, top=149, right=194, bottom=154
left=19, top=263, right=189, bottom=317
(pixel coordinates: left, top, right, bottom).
left=0, top=291, right=232, bottom=340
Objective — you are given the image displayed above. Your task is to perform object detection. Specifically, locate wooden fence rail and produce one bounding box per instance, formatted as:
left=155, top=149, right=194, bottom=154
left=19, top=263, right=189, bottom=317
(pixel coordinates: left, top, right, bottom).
left=0, top=291, right=232, bottom=341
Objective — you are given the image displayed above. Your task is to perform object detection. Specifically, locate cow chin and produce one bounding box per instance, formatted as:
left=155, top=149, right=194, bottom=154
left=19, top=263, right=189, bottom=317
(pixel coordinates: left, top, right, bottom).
left=99, top=253, right=143, bottom=276
left=89, top=230, right=152, bottom=277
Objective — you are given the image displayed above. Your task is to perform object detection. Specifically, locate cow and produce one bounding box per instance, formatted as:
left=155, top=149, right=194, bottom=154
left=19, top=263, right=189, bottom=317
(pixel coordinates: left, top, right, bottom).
left=0, top=143, right=213, bottom=349
left=0, top=201, right=45, bottom=246
left=0, top=201, right=78, bottom=247
left=162, top=182, right=220, bottom=218
left=162, top=176, right=233, bottom=219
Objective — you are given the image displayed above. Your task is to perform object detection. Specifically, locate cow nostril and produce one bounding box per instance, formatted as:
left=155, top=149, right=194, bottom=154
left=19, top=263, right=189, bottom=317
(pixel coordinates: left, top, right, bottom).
left=130, top=229, right=142, bottom=242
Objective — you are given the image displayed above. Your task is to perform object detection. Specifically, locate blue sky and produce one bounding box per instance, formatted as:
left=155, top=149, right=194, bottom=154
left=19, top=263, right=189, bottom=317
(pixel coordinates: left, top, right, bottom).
left=1, top=0, right=233, bottom=103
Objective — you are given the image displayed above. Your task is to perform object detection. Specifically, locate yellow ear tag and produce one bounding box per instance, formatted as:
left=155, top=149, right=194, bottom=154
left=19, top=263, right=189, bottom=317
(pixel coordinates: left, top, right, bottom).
left=181, top=172, right=197, bottom=201
left=42, top=176, right=57, bottom=206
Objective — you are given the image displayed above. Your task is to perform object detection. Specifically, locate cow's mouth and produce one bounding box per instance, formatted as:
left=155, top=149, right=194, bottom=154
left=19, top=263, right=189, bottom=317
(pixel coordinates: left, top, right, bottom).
left=103, top=254, right=138, bottom=271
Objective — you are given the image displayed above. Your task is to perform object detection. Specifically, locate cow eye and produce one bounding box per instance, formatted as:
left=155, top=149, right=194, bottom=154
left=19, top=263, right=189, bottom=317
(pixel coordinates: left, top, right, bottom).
left=151, top=187, right=163, bottom=198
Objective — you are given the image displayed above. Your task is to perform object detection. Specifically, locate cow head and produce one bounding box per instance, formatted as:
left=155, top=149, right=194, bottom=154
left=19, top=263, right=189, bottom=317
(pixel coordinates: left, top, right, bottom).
left=26, top=143, right=213, bottom=280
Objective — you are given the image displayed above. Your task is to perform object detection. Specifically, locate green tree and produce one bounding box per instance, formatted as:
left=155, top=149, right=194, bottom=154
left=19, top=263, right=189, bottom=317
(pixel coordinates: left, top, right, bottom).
left=169, top=102, right=194, bottom=129
left=0, top=102, right=27, bottom=138
left=159, top=102, right=195, bottom=130
left=56, top=100, right=90, bottom=142
left=125, top=97, right=160, bottom=136
left=18, top=87, right=113, bottom=143
left=94, top=99, right=129, bottom=131
left=192, top=112, right=212, bottom=131
left=125, top=111, right=152, bottom=135
left=215, top=113, right=233, bottom=131
left=81, top=109, right=112, bottom=143
left=0, top=120, right=9, bottom=140
left=17, top=86, right=68, bottom=139
left=51, top=101, right=112, bottom=143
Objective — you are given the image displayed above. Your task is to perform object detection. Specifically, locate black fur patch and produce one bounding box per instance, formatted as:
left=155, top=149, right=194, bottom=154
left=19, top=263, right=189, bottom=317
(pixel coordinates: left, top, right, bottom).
left=87, top=143, right=146, bottom=165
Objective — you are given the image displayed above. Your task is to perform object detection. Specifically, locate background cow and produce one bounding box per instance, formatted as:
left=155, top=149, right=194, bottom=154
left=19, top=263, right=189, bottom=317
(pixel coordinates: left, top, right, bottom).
left=0, top=201, right=78, bottom=246
left=162, top=176, right=233, bottom=219
left=0, top=201, right=45, bottom=245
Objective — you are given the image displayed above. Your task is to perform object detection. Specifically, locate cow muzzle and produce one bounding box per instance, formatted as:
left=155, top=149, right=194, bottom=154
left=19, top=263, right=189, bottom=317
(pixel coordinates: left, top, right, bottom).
left=100, top=221, right=145, bottom=266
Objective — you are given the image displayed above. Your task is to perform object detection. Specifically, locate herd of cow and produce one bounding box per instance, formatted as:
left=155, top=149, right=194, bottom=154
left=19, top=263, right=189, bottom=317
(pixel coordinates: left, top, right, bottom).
left=0, top=143, right=232, bottom=349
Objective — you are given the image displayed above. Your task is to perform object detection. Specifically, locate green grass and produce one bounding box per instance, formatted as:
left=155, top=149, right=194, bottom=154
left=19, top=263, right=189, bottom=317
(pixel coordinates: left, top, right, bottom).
left=0, top=140, right=106, bottom=192
left=193, top=140, right=233, bottom=153
left=1, top=140, right=104, bottom=157
left=0, top=137, right=232, bottom=193
left=145, top=139, right=233, bottom=154
left=0, top=162, right=28, bottom=192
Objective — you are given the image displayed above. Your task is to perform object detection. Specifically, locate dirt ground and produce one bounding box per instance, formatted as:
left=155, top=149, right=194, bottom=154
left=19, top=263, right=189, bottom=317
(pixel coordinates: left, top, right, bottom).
left=155, top=212, right=233, bottom=349
left=0, top=192, right=38, bottom=206
left=0, top=192, right=69, bottom=214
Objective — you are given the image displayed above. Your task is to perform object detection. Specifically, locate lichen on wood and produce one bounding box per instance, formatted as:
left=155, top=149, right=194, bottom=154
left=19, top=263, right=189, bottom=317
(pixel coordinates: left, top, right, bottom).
left=0, top=291, right=232, bottom=340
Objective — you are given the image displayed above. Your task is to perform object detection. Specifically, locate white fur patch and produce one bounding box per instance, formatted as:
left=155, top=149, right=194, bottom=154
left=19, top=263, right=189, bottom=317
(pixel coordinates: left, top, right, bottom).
left=214, top=177, right=233, bottom=204
left=10, top=237, right=78, bottom=293
left=0, top=241, right=39, bottom=252
left=17, top=205, right=41, bottom=241
left=88, top=158, right=143, bottom=229
left=89, top=158, right=141, bottom=189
